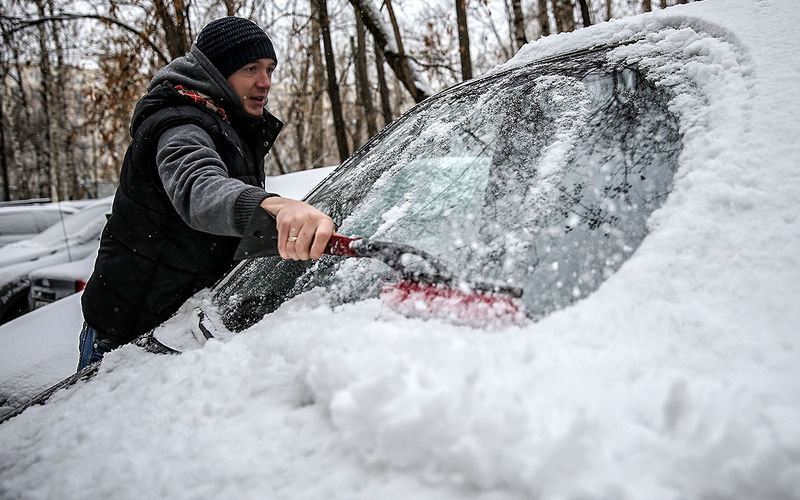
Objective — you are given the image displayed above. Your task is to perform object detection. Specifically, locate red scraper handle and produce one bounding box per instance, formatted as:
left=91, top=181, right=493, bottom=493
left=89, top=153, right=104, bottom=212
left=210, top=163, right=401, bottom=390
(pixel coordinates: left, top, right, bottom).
left=324, top=233, right=362, bottom=257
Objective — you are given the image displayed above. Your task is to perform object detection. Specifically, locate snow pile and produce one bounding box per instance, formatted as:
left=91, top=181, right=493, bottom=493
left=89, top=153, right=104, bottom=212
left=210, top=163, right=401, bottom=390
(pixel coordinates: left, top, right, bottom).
left=2, top=0, right=800, bottom=498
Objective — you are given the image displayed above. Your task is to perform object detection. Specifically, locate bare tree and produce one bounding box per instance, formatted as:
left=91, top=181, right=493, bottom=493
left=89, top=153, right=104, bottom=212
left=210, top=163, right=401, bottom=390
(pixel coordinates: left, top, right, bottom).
left=454, top=0, right=472, bottom=80
left=353, top=8, right=377, bottom=139
left=537, top=0, right=551, bottom=37
left=551, top=0, right=576, bottom=33
left=642, top=0, right=652, bottom=12
left=374, top=43, right=393, bottom=126
left=152, top=0, right=192, bottom=59
left=577, top=0, right=591, bottom=26
left=511, top=0, right=528, bottom=50
left=314, top=0, right=349, bottom=162
left=308, top=3, right=328, bottom=168
left=349, top=0, right=430, bottom=103
left=34, top=0, right=54, bottom=199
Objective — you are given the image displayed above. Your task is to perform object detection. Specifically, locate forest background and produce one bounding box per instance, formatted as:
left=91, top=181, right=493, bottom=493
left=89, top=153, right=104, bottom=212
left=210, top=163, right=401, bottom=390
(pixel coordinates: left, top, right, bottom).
left=0, top=0, right=696, bottom=202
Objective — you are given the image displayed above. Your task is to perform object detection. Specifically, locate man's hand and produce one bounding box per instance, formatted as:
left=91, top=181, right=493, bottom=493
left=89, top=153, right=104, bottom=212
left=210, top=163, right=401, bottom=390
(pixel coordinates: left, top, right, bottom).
left=260, top=197, right=334, bottom=260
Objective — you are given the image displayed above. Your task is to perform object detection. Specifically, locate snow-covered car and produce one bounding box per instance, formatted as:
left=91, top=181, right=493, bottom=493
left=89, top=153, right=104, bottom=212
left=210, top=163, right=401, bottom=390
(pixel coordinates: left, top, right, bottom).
left=0, top=198, right=112, bottom=324
left=0, top=203, right=79, bottom=247
left=2, top=2, right=799, bottom=499
left=27, top=250, right=97, bottom=310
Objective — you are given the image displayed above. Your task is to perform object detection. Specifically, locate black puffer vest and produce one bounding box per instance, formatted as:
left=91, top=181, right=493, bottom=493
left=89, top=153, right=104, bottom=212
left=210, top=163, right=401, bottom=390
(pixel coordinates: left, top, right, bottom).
left=82, top=82, right=282, bottom=346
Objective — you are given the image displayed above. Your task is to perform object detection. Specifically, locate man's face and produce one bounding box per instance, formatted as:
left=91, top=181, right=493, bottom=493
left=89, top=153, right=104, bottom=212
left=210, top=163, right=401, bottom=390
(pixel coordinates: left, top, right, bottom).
left=226, top=58, right=276, bottom=117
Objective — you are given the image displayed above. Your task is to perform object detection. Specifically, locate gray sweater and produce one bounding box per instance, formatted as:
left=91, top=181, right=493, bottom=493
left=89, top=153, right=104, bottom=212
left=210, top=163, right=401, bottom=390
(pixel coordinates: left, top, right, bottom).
left=150, top=45, right=276, bottom=237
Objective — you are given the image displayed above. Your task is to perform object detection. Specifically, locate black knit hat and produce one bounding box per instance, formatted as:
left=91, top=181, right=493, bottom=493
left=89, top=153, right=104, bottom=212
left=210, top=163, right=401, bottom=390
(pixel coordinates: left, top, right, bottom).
left=196, top=17, right=277, bottom=79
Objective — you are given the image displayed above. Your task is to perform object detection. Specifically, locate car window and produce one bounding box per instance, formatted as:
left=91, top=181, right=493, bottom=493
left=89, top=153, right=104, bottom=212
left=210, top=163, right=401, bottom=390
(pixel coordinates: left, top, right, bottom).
left=214, top=49, right=682, bottom=332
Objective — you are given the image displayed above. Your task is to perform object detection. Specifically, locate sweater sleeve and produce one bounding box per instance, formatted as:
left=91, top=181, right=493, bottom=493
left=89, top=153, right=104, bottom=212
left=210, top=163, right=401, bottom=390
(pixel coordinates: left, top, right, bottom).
left=156, top=123, right=278, bottom=236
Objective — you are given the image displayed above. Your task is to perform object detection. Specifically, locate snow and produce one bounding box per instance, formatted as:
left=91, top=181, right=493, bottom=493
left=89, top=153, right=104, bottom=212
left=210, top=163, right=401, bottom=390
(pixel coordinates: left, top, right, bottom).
left=0, top=293, right=83, bottom=408
left=2, top=0, right=800, bottom=498
left=266, top=166, right=336, bottom=200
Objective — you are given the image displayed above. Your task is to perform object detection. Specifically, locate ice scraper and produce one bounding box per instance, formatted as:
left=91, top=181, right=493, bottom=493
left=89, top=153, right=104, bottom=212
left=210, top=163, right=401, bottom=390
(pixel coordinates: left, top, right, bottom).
left=235, top=207, right=525, bottom=326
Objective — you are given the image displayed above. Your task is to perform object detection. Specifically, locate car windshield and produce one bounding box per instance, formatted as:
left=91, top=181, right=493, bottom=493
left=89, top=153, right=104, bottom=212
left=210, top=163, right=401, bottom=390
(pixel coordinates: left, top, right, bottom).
left=214, top=48, right=682, bottom=331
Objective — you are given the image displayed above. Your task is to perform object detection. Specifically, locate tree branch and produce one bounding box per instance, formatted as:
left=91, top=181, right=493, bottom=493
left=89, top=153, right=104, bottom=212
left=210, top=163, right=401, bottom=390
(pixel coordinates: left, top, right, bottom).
left=1, top=13, right=170, bottom=64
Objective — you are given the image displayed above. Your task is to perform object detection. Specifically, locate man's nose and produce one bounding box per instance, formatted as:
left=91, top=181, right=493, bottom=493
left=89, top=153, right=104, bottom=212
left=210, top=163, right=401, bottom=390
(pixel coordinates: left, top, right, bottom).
left=256, top=70, right=271, bottom=89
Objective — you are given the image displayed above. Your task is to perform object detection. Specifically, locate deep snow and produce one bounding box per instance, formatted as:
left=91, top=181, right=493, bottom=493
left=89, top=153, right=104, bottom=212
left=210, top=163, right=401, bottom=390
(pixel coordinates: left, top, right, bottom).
left=1, top=1, right=799, bottom=499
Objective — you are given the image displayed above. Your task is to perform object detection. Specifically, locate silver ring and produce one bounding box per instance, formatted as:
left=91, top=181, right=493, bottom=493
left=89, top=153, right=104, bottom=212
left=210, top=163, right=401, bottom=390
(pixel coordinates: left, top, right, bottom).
left=287, top=236, right=298, bottom=242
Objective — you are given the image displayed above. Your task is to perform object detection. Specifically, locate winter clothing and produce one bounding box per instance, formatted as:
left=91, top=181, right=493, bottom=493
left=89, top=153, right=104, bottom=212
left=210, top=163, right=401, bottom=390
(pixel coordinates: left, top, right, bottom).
left=77, top=322, right=111, bottom=371
left=81, top=35, right=283, bottom=351
left=196, top=17, right=277, bottom=78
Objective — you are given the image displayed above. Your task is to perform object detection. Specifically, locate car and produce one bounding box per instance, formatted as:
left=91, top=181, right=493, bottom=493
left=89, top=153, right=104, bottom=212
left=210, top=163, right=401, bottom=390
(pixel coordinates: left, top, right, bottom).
left=0, top=198, right=112, bottom=324
left=1, top=2, right=798, bottom=498
left=27, top=250, right=97, bottom=310
left=0, top=202, right=79, bottom=247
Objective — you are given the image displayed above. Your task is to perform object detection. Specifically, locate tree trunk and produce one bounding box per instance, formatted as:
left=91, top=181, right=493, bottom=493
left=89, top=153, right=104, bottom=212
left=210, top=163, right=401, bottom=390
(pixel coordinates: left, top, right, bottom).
left=354, top=10, right=377, bottom=139
left=551, top=0, right=576, bottom=33
left=153, top=0, right=192, bottom=59
left=455, top=0, right=473, bottom=80
left=309, top=3, right=327, bottom=168
left=659, top=0, right=668, bottom=8
left=606, top=0, right=612, bottom=20
left=315, top=0, right=350, bottom=163
left=537, top=0, right=551, bottom=37
left=0, top=91, right=8, bottom=201
left=642, top=0, right=652, bottom=12
left=47, top=0, right=75, bottom=199
left=374, top=44, right=393, bottom=127
left=35, top=0, right=55, bottom=199
left=511, top=0, right=528, bottom=50
left=349, top=0, right=430, bottom=103
left=577, top=0, right=592, bottom=26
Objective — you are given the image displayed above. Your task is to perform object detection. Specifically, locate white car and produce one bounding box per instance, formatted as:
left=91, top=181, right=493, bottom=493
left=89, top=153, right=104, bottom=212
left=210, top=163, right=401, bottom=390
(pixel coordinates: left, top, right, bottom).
left=27, top=250, right=97, bottom=310
left=0, top=202, right=79, bottom=247
left=0, top=198, right=112, bottom=323
left=1, top=2, right=798, bottom=499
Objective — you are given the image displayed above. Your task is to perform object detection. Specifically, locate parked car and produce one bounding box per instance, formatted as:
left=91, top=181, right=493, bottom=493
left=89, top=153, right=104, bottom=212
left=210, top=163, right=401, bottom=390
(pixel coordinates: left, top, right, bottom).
left=0, top=198, right=112, bottom=323
left=27, top=250, right=96, bottom=310
left=0, top=203, right=79, bottom=247
left=2, top=2, right=799, bottom=499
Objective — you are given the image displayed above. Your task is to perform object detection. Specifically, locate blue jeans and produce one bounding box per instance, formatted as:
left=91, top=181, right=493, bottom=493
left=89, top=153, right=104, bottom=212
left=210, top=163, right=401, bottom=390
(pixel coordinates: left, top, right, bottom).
left=77, top=322, right=113, bottom=371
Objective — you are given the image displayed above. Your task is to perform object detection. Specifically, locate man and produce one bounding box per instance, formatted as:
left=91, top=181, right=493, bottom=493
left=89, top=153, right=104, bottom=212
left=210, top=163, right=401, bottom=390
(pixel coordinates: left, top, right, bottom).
left=78, top=17, right=334, bottom=370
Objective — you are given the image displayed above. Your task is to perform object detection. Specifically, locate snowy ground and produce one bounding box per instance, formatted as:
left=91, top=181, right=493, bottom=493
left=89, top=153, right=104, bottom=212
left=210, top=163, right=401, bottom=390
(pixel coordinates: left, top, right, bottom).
left=2, top=1, right=799, bottom=499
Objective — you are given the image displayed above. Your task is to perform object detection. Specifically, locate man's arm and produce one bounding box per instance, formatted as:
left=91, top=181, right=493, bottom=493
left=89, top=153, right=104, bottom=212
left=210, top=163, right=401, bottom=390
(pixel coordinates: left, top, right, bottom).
left=157, top=123, right=273, bottom=236
left=157, top=123, right=333, bottom=258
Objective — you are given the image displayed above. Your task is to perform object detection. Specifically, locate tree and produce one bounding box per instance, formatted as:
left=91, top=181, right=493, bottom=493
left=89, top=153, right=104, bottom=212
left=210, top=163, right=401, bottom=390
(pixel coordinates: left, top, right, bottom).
left=511, top=0, right=527, bottom=51
left=454, top=0, right=472, bottom=80
left=353, top=8, right=377, bottom=139
left=314, top=0, right=349, bottom=163
left=551, top=0, right=576, bottom=33
left=577, top=0, right=591, bottom=26
left=537, top=0, right=551, bottom=37
left=349, top=0, right=430, bottom=103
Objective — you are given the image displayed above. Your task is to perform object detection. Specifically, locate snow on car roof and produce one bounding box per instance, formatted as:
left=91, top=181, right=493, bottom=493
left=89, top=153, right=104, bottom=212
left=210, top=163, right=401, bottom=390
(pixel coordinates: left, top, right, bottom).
left=1, top=1, right=799, bottom=498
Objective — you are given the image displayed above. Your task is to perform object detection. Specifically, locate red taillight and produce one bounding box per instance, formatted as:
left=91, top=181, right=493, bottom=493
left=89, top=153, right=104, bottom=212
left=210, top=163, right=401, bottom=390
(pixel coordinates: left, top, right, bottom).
left=75, top=280, right=87, bottom=292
